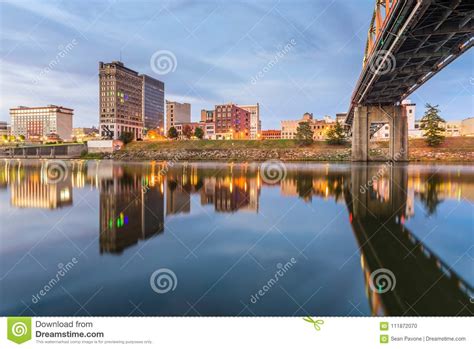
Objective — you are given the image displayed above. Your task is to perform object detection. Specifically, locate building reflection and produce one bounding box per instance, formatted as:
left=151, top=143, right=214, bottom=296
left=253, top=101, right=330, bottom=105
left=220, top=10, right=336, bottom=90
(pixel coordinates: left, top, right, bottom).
left=98, top=162, right=165, bottom=254
left=0, top=160, right=74, bottom=209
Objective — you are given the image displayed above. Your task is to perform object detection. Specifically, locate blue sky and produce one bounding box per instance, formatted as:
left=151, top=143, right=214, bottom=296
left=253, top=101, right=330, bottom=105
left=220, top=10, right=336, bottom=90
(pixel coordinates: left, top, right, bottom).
left=0, top=0, right=472, bottom=128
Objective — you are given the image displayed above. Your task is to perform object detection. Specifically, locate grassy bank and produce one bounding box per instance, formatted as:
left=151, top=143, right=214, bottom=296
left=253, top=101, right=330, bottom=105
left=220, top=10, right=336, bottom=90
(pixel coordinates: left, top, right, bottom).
left=111, top=137, right=474, bottom=162
left=125, top=139, right=337, bottom=150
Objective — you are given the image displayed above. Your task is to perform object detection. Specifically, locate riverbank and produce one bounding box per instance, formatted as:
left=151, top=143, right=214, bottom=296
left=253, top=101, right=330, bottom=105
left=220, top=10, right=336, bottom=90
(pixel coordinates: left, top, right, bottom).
left=109, top=137, right=474, bottom=162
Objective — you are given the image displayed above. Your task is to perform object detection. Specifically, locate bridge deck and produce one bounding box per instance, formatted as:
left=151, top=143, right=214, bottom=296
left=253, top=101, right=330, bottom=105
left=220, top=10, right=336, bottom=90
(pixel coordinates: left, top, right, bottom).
left=346, top=0, right=473, bottom=125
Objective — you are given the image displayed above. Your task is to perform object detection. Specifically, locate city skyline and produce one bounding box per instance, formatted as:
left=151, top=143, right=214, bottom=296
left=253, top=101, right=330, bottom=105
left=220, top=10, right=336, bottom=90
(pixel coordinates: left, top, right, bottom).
left=1, top=0, right=472, bottom=129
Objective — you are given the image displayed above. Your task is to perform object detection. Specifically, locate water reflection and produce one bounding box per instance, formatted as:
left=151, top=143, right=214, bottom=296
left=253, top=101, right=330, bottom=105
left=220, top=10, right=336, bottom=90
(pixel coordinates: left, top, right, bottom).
left=0, top=160, right=473, bottom=316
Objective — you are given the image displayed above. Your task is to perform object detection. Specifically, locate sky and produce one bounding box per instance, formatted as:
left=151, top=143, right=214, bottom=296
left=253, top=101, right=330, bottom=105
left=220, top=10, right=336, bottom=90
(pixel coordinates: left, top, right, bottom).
left=0, top=0, right=472, bottom=128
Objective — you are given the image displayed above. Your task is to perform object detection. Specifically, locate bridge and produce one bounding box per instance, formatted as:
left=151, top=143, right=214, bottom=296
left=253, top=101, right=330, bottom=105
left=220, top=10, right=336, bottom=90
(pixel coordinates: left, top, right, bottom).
left=346, top=0, right=473, bottom=161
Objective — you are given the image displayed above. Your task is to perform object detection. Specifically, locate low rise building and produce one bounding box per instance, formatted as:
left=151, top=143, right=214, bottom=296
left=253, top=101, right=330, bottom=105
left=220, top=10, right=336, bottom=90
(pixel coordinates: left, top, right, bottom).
left=202, top=121, right=215, bottom=139
left=10, top=105, right=73, bottom=141
left=442, top=120, right=461, bottom=137
left=214, top=103, right=250, bottom=140
left=0, top=121, right=10, bottom=138
left=73, top=127, right=99, bottom=142
left=281, top=113, right=335, bottom=140
left=261, top=130, right=281, bottom=140
left=461, top=117, right=474, bottom=136
left=174, top=122, right=200, bottom=139
left=336, top=113, right=347, bottom=124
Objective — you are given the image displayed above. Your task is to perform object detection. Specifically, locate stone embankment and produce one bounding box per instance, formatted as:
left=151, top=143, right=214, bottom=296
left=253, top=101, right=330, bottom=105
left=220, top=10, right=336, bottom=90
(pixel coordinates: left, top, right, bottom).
left=112, top=148, right=352, bottom=162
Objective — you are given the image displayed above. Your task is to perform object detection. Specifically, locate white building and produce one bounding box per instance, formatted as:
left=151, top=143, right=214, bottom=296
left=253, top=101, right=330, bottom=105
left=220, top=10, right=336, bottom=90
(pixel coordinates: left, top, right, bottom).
left=239, top=103, right=260, bottom=139
left=10, top=105, right=73, bottom=141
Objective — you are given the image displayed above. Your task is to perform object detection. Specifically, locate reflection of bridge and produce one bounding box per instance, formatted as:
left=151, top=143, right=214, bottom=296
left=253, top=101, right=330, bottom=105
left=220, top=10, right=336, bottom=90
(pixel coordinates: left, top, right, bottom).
left=345, top=165, right=473, bottom=315
left=346, top=0, right=473, bottom=161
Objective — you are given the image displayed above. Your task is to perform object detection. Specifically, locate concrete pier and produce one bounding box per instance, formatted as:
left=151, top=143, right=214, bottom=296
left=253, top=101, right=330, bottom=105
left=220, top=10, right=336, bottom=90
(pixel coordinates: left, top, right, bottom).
left=351, top=105, right=408, bottom=162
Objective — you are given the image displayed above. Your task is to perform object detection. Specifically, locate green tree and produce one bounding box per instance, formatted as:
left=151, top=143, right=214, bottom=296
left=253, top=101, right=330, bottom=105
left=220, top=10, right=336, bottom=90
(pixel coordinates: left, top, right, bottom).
left=295, top=121, right=314, bottom=146
left=182, top=124, right=193, bottom=139
left=325, top=121, right=346, bottom=145
left=194, top=127, right=204, bottom=139
left=18, top=134, right=25, bottom=141
left=167, top=127, right=178, bottom=139
left=1, top=135, right=7, bottom=142
left=420, top=104, right=445, bottom=146
left=119, top=131, right=134, bottom=144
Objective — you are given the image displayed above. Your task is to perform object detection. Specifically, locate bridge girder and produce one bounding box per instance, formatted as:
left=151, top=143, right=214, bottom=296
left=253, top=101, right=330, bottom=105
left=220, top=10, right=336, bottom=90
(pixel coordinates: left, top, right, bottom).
left=346, top=0, right=473, bottom=127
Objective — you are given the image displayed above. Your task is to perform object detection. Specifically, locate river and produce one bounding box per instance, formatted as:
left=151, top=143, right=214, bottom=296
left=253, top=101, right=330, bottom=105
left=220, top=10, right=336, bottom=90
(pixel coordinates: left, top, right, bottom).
left=0, top=160, right=472, bottom=316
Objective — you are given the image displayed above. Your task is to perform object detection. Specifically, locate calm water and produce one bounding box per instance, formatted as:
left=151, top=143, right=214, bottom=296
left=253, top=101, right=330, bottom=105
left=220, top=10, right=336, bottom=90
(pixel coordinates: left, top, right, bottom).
left=0, top=160, right=473, bottom=316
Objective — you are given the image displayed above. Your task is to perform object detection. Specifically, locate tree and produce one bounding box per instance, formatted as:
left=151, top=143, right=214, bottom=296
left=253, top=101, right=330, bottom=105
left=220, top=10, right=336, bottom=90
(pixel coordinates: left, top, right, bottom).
left=295, top=121, right=314, bottom=146
left=419, top=174, right=443, bottom=216
left=182, top=124, right=193, bottom=139
left=18, top=135, right=25, bottom=142
left=167, top=127, right=178, bottom=139
left=194, top=127, right=204, bottom=139
left=119, top=131, right=134, bottom=144
left=325, top=121, right=346, bottom=145
left=420, top=104, right=445, bottom=146
left=1, top=135, right=7, bottom=142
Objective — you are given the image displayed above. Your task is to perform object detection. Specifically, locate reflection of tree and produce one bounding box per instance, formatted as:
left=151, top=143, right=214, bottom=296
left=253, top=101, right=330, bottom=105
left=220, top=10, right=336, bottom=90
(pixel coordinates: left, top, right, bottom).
left=296, top=173, right=313, bottom=201
left=419, top=174, right=443, bottom=215
left=327, top=174, right=343, bottom=202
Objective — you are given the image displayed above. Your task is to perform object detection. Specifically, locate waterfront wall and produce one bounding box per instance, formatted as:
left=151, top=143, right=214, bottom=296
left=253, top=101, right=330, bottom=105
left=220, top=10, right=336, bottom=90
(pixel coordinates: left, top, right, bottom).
left=0, top=144, right=86, bottom=159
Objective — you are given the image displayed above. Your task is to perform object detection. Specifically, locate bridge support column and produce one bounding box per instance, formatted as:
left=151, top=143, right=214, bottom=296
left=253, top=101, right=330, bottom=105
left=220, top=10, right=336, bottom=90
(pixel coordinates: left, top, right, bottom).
left=352, top=105, right=408, bottom=162
left=390, top=106, right=408, bottom=161
left=352, top=106, right=369, bottom=161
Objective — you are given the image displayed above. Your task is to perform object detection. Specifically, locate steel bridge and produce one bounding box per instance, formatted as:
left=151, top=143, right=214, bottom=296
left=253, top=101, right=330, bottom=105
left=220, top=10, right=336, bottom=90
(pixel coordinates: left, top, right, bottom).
left=346, top=0, right=473, bottom=161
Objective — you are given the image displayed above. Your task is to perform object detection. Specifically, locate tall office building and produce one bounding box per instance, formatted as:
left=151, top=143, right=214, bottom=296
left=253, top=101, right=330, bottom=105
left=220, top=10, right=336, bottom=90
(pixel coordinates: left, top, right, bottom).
left=99, top=61, right=143, bottom=140
left=142, top=74, right=165, bottom=131
left=9, top=105, right=73, bottom=140
left=239, top=104, right=260, bottom=139
left=166, top=101, right=191, bottom=131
